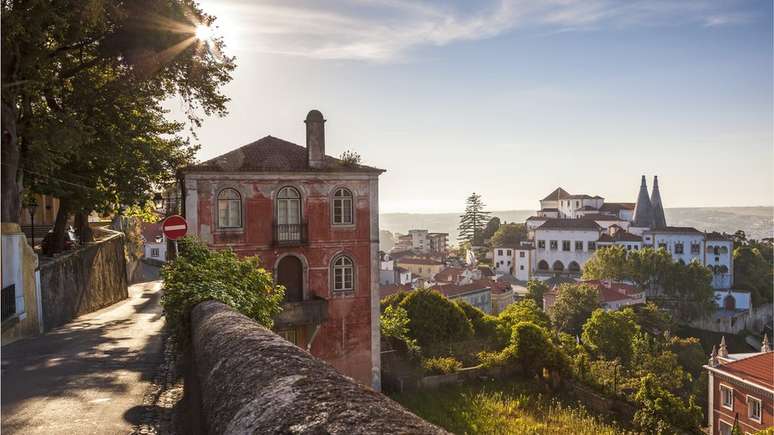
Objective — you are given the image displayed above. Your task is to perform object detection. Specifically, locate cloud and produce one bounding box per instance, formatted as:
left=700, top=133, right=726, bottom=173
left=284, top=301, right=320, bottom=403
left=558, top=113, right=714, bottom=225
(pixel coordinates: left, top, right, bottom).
left=203, top=0, right=758, bottom=61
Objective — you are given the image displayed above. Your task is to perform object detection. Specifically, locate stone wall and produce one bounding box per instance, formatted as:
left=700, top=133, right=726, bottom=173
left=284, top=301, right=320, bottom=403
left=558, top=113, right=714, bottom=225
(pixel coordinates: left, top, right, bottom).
left=39, top=230, right=128, bottom=331
left=184, top=301, right=446, bottom=434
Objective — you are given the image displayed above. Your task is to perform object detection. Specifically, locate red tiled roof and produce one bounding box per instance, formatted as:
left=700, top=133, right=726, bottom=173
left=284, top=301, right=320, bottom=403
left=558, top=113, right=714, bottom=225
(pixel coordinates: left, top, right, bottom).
left=142, top=222, right=163, bottom=242
left=184, top=135, right=384, bottom=174
left=581, top=213, right=623, bottom=221
left=397, top=257, right=444, bottom=266
left=379, top=284, right=412, bottom=299
left=547, top=280, right=641, bottom=304
left=432, top=280, right=491, bottom=298
left=599, top=202, right=635, bottom=212
left=598, top=232, right=643, bottom=243
left=715, top=352, right=774, bottom=389
left=542, top=188, right=571, bottom=201
left=650, top=226, right=703, bottom=234
left=536, top=219, right=601, bottom=231
left=434, top=267, right=464, bottom=282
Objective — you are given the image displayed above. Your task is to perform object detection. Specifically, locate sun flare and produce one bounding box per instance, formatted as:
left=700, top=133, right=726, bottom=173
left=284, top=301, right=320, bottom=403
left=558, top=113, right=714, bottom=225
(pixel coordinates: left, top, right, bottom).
left=195, top=24, right=212, bottom=41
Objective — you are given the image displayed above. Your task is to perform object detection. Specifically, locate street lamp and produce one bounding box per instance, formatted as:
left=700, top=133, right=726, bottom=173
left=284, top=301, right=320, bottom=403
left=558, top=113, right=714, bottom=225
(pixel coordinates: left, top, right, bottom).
left=26, top=197, right=39, bottom=248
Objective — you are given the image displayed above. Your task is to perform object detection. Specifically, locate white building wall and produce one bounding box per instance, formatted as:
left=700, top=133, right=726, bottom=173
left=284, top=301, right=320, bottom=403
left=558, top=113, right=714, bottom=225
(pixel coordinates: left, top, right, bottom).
left=493, top=247, right=515, bottom=275
left=144, top=240, right=167, bottom=261
left=649, top=232, right=705, bottom=265
left=534, top=228, right=600, bottom=273
left=514, top=249, right=532, bottom=281
left=706, top=240, right=733, bottom=289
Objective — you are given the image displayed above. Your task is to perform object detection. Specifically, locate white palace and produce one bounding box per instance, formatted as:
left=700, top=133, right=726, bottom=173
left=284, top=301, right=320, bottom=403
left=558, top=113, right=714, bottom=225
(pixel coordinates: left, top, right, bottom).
left=493, top=176, right=734, bottom=291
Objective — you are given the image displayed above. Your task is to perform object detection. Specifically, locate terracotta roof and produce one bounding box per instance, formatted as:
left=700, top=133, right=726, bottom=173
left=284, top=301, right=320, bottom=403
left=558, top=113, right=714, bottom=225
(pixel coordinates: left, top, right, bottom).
left=434, top=267, right=465, bottom=282
left=536, top=219, right=601, bottom=231
left=396, top=257, right=444, bottom=266
left=581, top=213, right=623, bottom=221
left=142, top=222, right=163, bottom=243
left=491, top=281, right=511, bottom=294
left=599, top=202, right=635, bottom=212
left=598, top=232, right=642, bottom=243
left=650, top=226, right=703, bottom=234
left=714, top=352, right=774, bottom=390
left=547, top=280, right=641, bottom=304
left=542, top=188, right=571, bottom=201
left=184, top=136, right=384, bottom=174
left=379, top=284, right=412, bottom=299
left=432, top=280, right=491, bottom=298
left=478, top=265, right=494, bottom=277
left=705, top=231, right=733, bottom=241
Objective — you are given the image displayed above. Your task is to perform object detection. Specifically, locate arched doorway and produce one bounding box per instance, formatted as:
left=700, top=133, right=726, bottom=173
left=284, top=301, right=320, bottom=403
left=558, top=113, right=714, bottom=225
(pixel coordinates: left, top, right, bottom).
left=723, top=294, right=736, bottom=311
left=277, top=255, right=303, bottom=302
left=552, top=260, right=565, bottom=272
left=568, top=261, right=581, bottom=273
left=538, top=260, right=549, bottom=271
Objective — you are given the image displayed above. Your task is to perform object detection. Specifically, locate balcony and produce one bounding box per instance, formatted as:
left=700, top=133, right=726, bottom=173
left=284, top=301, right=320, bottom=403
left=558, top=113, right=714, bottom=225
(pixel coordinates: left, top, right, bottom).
left=273, top=223, right=307, bottom=246
left=274, top=298, right=328, bottom=329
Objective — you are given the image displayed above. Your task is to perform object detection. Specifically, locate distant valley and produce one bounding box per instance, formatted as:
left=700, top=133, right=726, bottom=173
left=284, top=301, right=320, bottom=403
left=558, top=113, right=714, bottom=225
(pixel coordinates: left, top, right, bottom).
left=380, top=207, right=773, bottom=247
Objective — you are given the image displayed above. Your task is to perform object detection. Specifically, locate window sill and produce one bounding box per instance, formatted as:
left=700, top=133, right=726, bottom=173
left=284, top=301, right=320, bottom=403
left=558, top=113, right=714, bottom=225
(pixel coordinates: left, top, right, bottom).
left=214, top=227, right=245, bottom=234
left=331, top=224, right=356, bottom=230
left=331, top=290, right=355, bottom=298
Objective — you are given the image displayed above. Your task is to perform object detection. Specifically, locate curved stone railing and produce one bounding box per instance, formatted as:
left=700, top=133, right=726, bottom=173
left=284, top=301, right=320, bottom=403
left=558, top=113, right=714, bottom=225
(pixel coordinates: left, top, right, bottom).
left=186, top=301, right=446, bottom=434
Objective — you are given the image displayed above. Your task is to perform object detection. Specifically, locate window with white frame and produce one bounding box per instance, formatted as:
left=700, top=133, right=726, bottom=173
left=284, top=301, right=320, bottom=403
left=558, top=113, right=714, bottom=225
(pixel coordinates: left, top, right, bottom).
left=151, top=248, right=160, bottom=258
left=332, top=255, right=354, bottom=292
left=332, top=188, right=353, bottom=225
left=538, top=240, right=546, bottom=249
left=747, top=395, right=762, bottom=422
left=217, top=188, right=242, bottom=228
left=575, top=241, right=583, bottom=251
left=562, top=240, right=571, bottom=251
left=720, top=384, right=733, bottom=409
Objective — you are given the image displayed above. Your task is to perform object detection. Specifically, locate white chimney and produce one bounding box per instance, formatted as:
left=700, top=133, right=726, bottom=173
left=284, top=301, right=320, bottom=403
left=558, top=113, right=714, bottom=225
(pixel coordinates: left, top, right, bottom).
left=305, top=109, right=325, bottom=169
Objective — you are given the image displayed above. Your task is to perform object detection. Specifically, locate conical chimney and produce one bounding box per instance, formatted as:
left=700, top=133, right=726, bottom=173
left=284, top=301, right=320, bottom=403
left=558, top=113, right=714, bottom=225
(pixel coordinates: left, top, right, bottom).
left=632, top=175, right=654, bottom=228
left=651, top=176, right=667, bottom=229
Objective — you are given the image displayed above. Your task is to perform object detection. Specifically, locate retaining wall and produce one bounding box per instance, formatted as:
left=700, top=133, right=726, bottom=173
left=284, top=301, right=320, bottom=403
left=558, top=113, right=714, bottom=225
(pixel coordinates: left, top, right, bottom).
left=183, top=301, right=446, bottom=434
left=39, top=230, right=128, bottom=330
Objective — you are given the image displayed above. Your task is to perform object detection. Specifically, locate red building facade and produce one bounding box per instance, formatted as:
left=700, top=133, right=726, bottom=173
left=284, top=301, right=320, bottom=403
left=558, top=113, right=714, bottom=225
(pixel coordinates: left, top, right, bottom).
left=705, top=345, right=773, bottom=434
left=180, top=110, right=383, bottom=390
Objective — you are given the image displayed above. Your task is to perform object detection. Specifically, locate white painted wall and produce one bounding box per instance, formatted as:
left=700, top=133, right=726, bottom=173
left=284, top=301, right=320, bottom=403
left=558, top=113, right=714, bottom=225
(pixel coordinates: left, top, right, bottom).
left=706, top=240, right=734, bottom=289
left=534, top=228, right=600, bottom=273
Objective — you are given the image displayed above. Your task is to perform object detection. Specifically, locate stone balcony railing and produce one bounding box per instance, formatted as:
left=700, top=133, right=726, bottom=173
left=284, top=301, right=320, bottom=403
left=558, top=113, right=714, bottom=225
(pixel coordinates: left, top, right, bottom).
left=182, top=301, right=447, bottom=434
left=274, top=298, right=328, bottom=329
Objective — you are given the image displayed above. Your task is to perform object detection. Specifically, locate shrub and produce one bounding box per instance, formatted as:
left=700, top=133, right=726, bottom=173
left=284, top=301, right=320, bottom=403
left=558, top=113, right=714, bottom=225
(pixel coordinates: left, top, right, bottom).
left=381, top=305, right=420, bottom=355
left=455, top=299, right=498, bottom=340
left=581, top=308, right=639, bottom=363
left=381, top=290, right=411, bottom=312
left=482, top=321, right=561, bottom=378
left=398, top=288, right=474, bottom=347
left=422, top=356, right=463, bottom=375
left=633, top=374, right=702, bottom=434
left=161, top=237, right=284, bottom=344
left=496, top=299, right=550, bottom=346
left=550, top=283, right=599, bottom=334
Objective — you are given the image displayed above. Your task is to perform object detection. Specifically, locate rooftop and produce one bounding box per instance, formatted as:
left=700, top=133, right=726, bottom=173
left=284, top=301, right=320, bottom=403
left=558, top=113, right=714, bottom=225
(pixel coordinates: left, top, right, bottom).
left=184, top=136, right=384, bottom=174
left=396, top=257, right=444, bottom=266
left=711, top=352, right=774, bottom=390
left=536, top=219, right=602, bottom=231
left=598, top=231, right=643, bottom=243
left=432, top=280, right=491, bottom=298
left=649, top=226, right=703, bottom=234
left=542, top=188, right=571, bottom=202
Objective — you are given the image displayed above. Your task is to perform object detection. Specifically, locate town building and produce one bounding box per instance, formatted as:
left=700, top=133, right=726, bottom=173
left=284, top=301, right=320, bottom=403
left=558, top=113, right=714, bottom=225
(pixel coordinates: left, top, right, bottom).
left=705, top=338, right=773, bottom=434
left=179, top=110, right=383, bottom=390
left=392, top=229, right=449, bottom=259
left=395, top=256, right=445, bottom=280
left=543, top=280, right=645, bottom=312
left=431, top=280, right=493, bottom=313
left=141, top=222, right=167, bottom=262
left=492, top=243, right=534, bottom=281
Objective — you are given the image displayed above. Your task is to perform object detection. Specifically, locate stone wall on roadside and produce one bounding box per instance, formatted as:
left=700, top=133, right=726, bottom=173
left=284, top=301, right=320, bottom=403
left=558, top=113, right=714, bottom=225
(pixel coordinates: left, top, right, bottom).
left=184, top=301, right=447, bottom=435
left=39, top=230, right=128, bottom=331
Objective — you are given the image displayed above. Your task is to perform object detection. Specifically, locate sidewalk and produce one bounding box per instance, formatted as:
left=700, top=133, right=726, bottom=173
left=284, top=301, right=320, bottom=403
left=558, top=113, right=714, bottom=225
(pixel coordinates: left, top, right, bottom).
left=1, top=280, right=165, bottom=435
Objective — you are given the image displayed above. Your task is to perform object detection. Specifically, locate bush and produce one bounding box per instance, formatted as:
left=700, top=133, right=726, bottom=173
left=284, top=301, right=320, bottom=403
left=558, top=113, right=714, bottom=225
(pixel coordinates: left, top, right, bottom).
left=398, top=288, right=474, bottom=347
left=455, top=299, right=498, bottom=340
left=381, top=305, right=420, bottom=355
left=422, top=356, right=463, bottom=375
left=550, top=283, right=599, bottom=334
left=581, top=308, right=639, bottom=363
left=161, top=237, right=284, bottom=344
left=633, top=374, right=702, bottom=434
left=481, top=321, right=562, bottom=378
left=497, top=299, right=551, bottom=338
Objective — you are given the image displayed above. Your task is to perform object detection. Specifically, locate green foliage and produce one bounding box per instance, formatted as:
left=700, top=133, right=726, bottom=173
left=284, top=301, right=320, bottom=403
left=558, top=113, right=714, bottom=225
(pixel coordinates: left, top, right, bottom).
left=398, top=288, right=474, bottom=347
left=497, top=299, right=551, bottom=344
left=660, top=260, right=715, bottom=323
left=582, top=245, right=629, bottom=281
left=392, top=381, right=628, bottom=435
left=381, top=290, right=410, bottom=311
left=550, top=283, right=599, bottom=335
left=734, top=244, right=773, bottom=304
left=455, top=300, right=498, bottom=340
left=339, top=150, right=362, bottom=166
left=489, top=223, right=528, bottom=249
left=422, top=356, right=463, bottom=375
left=123, top=201, right=161, bottom=223
left=632, top=302, right=673, bottom=334
left=161, top=237, right=284, bottom=343
left=526, top=279, right=549, bottom=309
left=667, top=335, right=705, bottom=377
left=458, top=193, right=491, bottom=246
left=484, top=321, right=562, bottom=378
left=633, top=374, right=702, bottom=435
left=380, top=305, right=419, bottom=354
left=581, top=308, right=639, bottom=363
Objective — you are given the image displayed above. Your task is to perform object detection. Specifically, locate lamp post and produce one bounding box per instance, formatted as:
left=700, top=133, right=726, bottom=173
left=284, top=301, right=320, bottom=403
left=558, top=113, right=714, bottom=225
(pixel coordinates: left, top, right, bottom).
left=26, top=197, right=39, bottom=249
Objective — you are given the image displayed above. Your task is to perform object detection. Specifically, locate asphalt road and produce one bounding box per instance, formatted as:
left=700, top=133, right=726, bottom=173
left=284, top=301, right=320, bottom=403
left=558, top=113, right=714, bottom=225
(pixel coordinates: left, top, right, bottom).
left=1, top=279, right=165, bottom=435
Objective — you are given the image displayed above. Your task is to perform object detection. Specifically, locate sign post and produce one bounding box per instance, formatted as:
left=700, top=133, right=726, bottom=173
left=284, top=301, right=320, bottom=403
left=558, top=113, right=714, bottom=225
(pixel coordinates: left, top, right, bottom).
left=162, top=215, right=188, bottom=261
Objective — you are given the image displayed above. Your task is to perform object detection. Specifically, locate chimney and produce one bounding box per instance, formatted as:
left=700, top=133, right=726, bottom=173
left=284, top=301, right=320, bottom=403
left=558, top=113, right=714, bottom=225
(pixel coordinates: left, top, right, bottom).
left=650, top=176, right=667, bottom=229
left=305, top=109, right=325, bottom=169
left=632, top=175, right=654, bottom=229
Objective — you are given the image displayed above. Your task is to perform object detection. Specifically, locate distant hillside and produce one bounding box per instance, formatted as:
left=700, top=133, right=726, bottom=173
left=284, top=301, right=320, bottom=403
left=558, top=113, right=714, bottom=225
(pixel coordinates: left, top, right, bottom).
left=380, top=207, right=773, bottom=246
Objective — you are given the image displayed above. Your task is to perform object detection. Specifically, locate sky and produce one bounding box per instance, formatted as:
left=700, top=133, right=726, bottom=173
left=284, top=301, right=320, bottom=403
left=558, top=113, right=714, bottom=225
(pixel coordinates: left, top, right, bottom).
left=167, top=0, right=774, bottom=213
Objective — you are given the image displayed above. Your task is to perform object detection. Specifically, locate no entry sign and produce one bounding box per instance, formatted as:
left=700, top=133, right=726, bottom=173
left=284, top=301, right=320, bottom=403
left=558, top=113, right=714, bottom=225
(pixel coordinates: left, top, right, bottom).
left=162, top=215, right=188, bottom=240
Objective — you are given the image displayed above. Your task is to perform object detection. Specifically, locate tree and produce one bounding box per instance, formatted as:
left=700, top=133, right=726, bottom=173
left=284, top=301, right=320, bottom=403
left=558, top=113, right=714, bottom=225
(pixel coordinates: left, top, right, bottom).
left=489, top=223, right=528, bottom=248
left=380, top=305, right=419, bottom=354
left=496, top=299, right=551, bottom=344
left=454, top=300, right=498, bottom=340
left=398, top=288, right=473, bottom=347
left=481, top=217, right=501, bottom=243
left=632, top=302, right=673, bottom=334
left=581, top=308, right=639, bottom=363
left=660, top=260, right=715, bottom=323
left=734, top=245, right=773, bottom=304
left=549, top=283, right=599, bottom=334
left=2, top=1, right=234, bottom=247
left=633, top=374, right=702, bottom=434
left=525, top=279, right=549, bottom=309
left=458, top=193, right=491, bottom=246
left=486, top=321, right=560, bottom=378
left=582, top=245, right=629, bottom=282
left=626, top=247, right=673, bottom=294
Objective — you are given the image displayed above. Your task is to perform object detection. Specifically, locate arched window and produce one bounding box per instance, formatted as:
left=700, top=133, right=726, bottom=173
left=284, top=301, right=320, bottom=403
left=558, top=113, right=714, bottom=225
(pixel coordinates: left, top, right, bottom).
left=723, top=294, right=736, bottom=311
left=719, top=265, right=729, bottom=274
left=552, top=260, right=565, bottom=272
left=217, top=188, right=242, bottom=228
left=568, top=261, right=581, bottom=273
left=332, top=255, right=354, bottom=292
left=538, top=260, right=549, bottom=271
left=713, top=246, right=720, bottom=255
left=276, top=187, right=302, bottom=241
left=332, top=188, right=353, bottom=225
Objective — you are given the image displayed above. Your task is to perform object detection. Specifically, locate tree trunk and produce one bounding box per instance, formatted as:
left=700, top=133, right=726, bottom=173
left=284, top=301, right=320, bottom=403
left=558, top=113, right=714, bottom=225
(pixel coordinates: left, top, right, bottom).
left=1, top=99, right=21, bottom=223
left=74, top=211, right=93, bottom=245
left=45, top=199, right=70, bottom=255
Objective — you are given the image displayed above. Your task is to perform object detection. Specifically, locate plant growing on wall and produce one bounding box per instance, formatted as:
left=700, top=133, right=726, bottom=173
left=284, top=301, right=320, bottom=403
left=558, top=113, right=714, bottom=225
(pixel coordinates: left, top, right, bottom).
left=161, top=237, right=284, bottom=343
left=340, top=150, right=362, bottom=166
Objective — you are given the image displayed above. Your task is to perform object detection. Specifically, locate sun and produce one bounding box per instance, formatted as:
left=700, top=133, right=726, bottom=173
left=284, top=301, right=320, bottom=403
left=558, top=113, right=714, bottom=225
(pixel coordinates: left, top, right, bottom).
left=195, top=24, right=212, bottom=41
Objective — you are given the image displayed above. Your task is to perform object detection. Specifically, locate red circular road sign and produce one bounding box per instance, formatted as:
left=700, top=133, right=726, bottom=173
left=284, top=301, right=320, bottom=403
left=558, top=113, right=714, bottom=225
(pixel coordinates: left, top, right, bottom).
left=162, top=215, right=188, bottom=240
